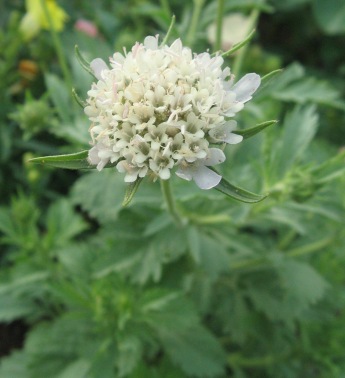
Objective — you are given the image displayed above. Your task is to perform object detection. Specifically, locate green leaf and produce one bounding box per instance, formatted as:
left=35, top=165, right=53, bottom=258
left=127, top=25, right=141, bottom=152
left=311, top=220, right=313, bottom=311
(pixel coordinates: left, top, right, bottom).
left=45, top=73, right=73, bottom=124
left=272, top=77, right=345, bottom=110
left=272, top=105, right=318, bottom=178
left=45, top=199, right=88, bottom=247
left=0, top=295, right=37, bottom=322
left=56, top=359, right=91, bottom=378
left=29, top=151, right=91, bottom=170
left=214, top=177, right=267, bottom=203
left=0, top=351, right=29, bottom=378
left=312, top=0, right=345, bottom=35
left=29, top=151, right=118, bottom=170
left=142, top=295, right=226, bottom=377
left=71, top=170, right=126, bottom=223
left=234, top=120, right=277, bottom=139
left=122, top=178, right=143, bottom=207
left=117, top=336, right=142, bottom=377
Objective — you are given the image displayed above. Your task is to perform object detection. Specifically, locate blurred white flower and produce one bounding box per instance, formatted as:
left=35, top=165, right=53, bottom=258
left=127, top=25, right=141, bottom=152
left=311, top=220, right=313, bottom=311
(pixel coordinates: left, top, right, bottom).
left=85, top=35, right=260, bottom=189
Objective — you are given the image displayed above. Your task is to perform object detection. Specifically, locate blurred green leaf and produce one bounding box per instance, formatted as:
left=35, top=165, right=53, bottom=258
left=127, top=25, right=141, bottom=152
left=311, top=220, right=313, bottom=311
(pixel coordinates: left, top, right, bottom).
left=71, top=170, right=125, bottom=223
left=312, top=0, right=345, bottom=35
left=142, top=293, right=226, bottom=377
left=45, top=199, right=88, bottom=247
left=271, top=105, right=318, bottom=178
left=56, top=359, right=90, bottom=378
left=0, top=351, right=29, bottom=378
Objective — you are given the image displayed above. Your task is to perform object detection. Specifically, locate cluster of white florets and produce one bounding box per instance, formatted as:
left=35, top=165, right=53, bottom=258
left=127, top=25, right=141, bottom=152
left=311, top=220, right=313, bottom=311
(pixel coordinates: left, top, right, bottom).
left=85, top=35, right=260, bottom=189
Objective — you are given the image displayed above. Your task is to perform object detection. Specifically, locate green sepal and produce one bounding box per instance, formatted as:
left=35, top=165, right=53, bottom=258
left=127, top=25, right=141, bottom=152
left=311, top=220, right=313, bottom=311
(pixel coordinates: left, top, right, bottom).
left=234, top=120, right=277, bottom=139
left=122, top=178, right=143, bottom=207
left=261, top=69, right=283, bottom=83
left=215, top=177, right=267, bottom=203
left=72, top=88, right=86, bottom=108
left=29, top=151, right=116, bottom=170
left=75, top=45, right=96, bottom=78
left=221, top=29, right=255, bottom=57
left=160, top=14, right=176, bottom=46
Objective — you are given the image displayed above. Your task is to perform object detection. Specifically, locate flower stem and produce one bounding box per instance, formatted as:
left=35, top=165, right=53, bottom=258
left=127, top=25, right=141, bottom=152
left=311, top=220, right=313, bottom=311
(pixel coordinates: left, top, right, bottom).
left=40, top=0, right=72, bottom=91
left=186, top=0, right=205, bottom=47
left=160, top=179, right=184, bottom=227
left=160, top=0, right=171, bottom=16
left=232, top=8, right=260, bottom=78
left=215, top=0, right=225, bottom=51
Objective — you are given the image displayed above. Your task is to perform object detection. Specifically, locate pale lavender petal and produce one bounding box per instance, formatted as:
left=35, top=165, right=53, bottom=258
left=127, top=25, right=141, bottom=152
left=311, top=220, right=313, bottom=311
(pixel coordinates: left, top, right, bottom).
left=203, top=148, right=226, bottom=167
left=209, top=121, right=238, bottom=142
left=90, top=58, right=108, bottom=80
left=193, top=166, right=222, bottom=190
left=224, top=133, right=243, bottom=144
left=223, top=120, right=237, bottom=131
left=232, top=73, right=261, bottom=103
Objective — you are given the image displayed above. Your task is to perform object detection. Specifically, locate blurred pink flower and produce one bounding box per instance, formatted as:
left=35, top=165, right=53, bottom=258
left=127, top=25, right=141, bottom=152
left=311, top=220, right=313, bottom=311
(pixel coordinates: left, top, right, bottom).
left=74, top=19, right=98, bottom=38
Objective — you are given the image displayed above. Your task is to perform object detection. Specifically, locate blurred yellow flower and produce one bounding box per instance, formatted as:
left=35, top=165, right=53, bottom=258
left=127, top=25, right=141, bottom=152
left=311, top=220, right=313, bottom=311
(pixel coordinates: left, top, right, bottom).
left=20, top=0, right=68, bottom=40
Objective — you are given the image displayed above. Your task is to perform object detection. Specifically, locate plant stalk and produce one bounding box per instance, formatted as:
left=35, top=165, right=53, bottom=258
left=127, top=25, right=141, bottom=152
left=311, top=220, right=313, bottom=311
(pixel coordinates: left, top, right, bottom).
left=215, top=0, right=225, bottom=51
left=186, top=0, right=205, bottom=47
left=40, top=0, right=72, bottom=91
left=232, top=8, right=260, bottom=78
left=160, top=179, right=184, bottom=227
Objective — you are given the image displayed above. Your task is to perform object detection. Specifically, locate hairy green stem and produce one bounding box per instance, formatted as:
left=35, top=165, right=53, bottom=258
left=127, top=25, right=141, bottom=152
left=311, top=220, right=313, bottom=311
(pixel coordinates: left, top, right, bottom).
left=232, top=9, right=260, bottom=78
left=186, top=0, right=205, bottom=47
left=40, top=0, right=72, bottom=91
left=160, top=179, right=184, bottom=227
left=215, top=0, right=225, bottom=51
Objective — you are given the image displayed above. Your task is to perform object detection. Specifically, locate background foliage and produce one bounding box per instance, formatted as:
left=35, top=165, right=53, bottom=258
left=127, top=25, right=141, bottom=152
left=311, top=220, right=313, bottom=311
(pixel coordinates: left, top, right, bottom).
left=0, top=0, right=345, bottom=377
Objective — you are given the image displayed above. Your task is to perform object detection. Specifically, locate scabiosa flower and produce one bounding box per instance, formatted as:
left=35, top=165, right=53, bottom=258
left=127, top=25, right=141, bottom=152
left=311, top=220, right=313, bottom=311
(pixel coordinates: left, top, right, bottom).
left=85, top=35, right=260, bottom=189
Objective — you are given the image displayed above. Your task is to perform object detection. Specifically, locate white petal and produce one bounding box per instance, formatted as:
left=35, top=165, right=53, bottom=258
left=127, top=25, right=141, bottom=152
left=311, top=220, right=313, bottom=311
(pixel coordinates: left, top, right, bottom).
left=169, top=38, right=182, bottom=53
left=232, top=73, right=261, bottom=103
left=224, top=133, right=243, bottom=144
left=90, top=58, right=108, bottom=80
left=124, top=173, right=138, bottom=182
left=97, top=160, right=107, bottom=171
left=88, top=146, right=100, bottom=165
left=193, top=166, right=222, bottom=190
left=159, top=168, right=171, bottom=180
left=144, top=35, right=158, bottom=50
left=203, top=148, right=226, bottom=166
left=175, top=167, right=193, bottom=181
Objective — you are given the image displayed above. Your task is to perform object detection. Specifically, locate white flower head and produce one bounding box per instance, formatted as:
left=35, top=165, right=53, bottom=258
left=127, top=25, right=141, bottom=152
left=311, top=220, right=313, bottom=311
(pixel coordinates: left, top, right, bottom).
left=84, top=35, right=260, bottom=189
